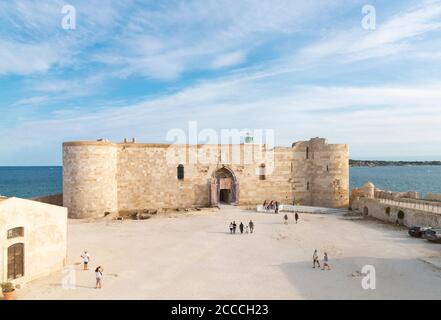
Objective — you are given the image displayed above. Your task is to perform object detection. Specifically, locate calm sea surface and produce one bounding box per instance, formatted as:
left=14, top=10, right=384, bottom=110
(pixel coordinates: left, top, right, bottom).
left=0, top=166, right=440, bottom=199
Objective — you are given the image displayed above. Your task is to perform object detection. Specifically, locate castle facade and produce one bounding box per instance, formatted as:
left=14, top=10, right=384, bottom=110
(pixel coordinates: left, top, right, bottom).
left=63, top=137, right=349, bottom=219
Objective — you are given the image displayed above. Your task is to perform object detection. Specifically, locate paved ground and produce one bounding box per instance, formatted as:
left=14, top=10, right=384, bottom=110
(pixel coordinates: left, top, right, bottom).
left=18, top=205, right=441, bottom=300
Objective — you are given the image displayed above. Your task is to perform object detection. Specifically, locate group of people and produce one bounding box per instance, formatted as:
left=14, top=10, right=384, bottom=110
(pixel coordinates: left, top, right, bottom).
left=229, top=220, right=254, bottom=234
left=81, top=250, right=104, bottom=289
left=262, top=200, right=279, bottom=213
left=283, top=212, right=299, bottom=224
left=312, top=250, right=331, bottom=270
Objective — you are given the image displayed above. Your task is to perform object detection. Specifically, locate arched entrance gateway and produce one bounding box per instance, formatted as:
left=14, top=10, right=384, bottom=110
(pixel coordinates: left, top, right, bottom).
left=210, top=166, right=239, bottom=206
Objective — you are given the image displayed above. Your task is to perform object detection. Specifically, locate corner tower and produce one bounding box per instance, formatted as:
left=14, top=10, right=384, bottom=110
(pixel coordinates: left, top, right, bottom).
left=63, top=141, right=118, bottom=219
left=292, top=138, right=349, bottom=208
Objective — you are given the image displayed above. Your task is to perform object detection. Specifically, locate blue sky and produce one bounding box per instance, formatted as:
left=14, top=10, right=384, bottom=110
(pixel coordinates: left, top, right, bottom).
left=1, top=0, right=441, bottom=165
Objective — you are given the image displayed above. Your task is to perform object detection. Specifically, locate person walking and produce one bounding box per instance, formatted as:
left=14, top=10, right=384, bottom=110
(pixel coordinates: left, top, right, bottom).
left=245, top=225, right=249, bottom=234
left=249, top=220, right=254, bottom=233
left=275, top=202, right=279, bottom=213
left=95, top=266, right=104, bottom=289
left=239, top=222, right=244, bottom=234
left=229, top=222, right=234, bottom=234
left=232, top=221, right=237, bottom=234
left=322, top=252, right=331, bottom=270
left=81, top=250, right=90, bottom=271
left=312, top=250, right=320, bottom=268
left=295, top=212, right=299, bottom=224
left=284, top=214, right=288, bottom=224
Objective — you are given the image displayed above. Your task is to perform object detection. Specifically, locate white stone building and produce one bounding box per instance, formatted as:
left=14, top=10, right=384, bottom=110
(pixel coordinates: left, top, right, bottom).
left=0, top=196, right=67, bottom=286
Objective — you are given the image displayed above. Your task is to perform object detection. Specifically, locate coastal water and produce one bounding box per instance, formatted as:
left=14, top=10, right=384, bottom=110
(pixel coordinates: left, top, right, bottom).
left=0, top=166, right=440, bottom=199
left=349, top=166, right=441, bottom=195
left=0, top=167, right=62, bottom=199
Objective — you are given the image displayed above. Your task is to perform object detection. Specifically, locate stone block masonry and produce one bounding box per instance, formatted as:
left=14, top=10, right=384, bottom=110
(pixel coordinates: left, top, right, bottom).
left=63, top=137, right=349, bottom=219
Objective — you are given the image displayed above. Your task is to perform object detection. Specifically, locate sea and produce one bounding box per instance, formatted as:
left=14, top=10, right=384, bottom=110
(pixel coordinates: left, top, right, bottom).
left=0, top=166, right=440, bottom=199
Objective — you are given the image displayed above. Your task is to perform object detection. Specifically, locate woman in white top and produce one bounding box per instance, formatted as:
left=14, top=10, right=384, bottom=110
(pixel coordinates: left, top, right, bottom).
left=95, top=266, right=103, bottom=289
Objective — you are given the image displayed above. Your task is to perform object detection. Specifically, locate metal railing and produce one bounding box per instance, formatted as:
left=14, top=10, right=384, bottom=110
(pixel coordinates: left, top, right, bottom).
left=377, top=198, right=441, bottom=214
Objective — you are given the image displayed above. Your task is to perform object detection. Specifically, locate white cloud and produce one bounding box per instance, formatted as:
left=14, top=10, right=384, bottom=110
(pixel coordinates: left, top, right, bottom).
left=212, top=51, right=246, bottom=69
left=299, top=1, right=441, bottom=62
left=0, top=40, right=60, bottom=75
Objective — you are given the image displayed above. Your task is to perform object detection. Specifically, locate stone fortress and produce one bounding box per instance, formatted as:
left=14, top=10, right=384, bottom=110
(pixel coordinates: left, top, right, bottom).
left=63, top=137, right=349, bottom=219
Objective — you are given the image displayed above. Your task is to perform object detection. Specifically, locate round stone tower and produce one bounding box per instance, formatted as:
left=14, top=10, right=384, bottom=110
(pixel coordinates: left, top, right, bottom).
left=63, top=141, right=118, bottom=219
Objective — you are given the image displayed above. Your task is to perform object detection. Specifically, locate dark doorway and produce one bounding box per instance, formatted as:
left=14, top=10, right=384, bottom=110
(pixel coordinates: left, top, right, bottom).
left=8, top=243, right=24, bottom=280
left=220, top=189, right=230, bottom=203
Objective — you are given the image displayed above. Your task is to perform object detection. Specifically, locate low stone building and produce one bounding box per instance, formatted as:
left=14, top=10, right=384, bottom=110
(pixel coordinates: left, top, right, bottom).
left=63, top=137, right=349, bottom=219
left=0, top=196, right=67, bottom=286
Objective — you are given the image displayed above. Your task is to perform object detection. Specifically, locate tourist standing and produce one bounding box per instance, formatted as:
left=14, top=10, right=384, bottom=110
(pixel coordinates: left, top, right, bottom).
left=239, top=222, right=244, bottom=234
left=284, top=214, right=288, bottom=224
left=245, top=225, right=249, bottom=234
left=81, top=250, right=90, bottom=271
left=95, top=266, right=104, bottom=289
left=233, top=221, right=237, bottom=234
left=322, top=253, right=331, bottom=270
left=295, top=212, right=299, bottom=224
left=312, top=250, right=320, bottom=268
left=275, top=202, right=279, bottom=213
left=249, top=220, right=254, bottom=233
left=229, top=222, right=234, bottom=234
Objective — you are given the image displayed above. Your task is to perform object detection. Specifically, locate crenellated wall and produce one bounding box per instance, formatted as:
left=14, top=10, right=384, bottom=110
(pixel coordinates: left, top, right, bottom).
left=63, top=138, right=349, bottom=218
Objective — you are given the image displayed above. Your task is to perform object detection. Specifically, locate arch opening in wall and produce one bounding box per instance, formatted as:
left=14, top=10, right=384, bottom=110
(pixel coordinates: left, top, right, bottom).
left=211, top=166, right=238, bottom=206
left=363, top=206, right=369, bottom=216
left=177, top=164, right=184, bottom=180
left=259, top=164, right=266, bottom=180
left=8, top=243, right=24, bottom=280
left=385, top=207, right=391, bottom=216
left=398, top=210, right=405, bottom=220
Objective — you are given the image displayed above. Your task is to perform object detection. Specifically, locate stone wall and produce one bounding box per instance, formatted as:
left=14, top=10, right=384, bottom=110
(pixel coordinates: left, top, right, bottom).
left=63, top=142, right=118, bottom=218
left=425, top=193, right=441, bottom=202
left=63, top=137, right=349, bottom=218
left=0, top=198, right=67, bottom=286
left=355, top=197, right=441, bottom=228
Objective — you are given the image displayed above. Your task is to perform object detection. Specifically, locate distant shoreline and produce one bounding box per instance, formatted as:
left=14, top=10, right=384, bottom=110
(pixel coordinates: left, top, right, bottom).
left=1, top=161, right=441, bottom=168
left=350, top=160, right=441, bottom=167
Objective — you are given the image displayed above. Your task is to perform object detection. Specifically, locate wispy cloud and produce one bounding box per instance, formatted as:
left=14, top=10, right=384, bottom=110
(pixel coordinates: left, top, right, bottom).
left=299, top=0, right=441, bottom=62
left=1, top=0, right=441, bottom=164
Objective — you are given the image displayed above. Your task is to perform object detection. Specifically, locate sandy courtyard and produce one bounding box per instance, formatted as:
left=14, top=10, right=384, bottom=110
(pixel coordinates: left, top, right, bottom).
left=18, top=205, right=441, bottom=300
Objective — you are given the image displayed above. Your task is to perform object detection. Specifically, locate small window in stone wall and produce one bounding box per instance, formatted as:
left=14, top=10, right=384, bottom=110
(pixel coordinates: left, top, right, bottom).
left=177, top=164, right=184, bottom=180
left=385, top=207, right=391, bottom=216
left=306, top=147, right=310, bottom=159
left=307, top=181, right=310, bottom=191
left=7, top=227, right=24, bottom=239
left=326, top=165, right=329, bottom=172
left=259, top=164, right=266, bottom=180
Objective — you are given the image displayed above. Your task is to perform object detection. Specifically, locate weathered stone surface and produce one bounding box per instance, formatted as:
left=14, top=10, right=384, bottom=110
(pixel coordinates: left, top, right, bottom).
left=0, top=197, right=67, bottom=286
left=63, top=137, right=349, bottom=219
